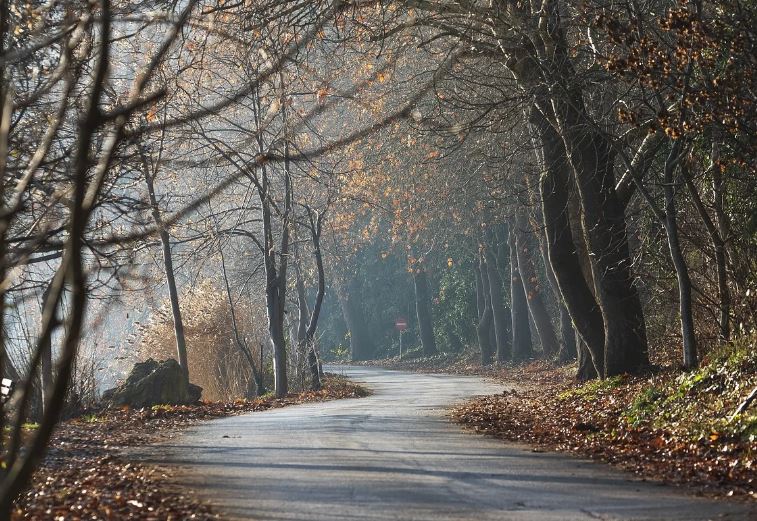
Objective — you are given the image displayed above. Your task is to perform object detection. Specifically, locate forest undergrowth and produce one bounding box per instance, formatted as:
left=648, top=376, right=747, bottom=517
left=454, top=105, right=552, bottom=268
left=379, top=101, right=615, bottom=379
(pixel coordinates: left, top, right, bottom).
left=11, top=374, right=369, bottom=520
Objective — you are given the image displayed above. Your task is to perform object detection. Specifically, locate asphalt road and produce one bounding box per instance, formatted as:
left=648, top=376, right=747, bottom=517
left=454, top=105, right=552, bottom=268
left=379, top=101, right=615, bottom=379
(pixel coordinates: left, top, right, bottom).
left=136, top=366, right=754, bottom=520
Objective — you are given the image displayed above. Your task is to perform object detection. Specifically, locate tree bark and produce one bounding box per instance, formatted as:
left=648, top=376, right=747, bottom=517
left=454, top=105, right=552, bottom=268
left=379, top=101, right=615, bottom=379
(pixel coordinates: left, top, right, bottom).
left=475, top=260, right=494, bottom=365
left=340, top=277, right=374, bottom=361
left=530, top=205, right=577, bottom=362
left=514, top=208, right=560, bottom=358
left=303, top=209, right=326, bottom=390
left=483, top=228, right=511, bottom=362
left=532, top=105, right=604, bottom=377
left=413, top=267, right=438, bottom=356
left=577, top=337, right=599, bottom=381
left=539, top=57, right=649, bottom=375
left=510, top=225, right=533, bottom=361
left=142, top=150, right=189, bottom=379
left=662, top=142, right=697, bottom=368
left=39, top=283, right=53, bottom=414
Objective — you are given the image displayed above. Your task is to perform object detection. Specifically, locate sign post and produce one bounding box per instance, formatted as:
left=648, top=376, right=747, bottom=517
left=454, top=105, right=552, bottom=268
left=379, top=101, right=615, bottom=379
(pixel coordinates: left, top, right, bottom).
left=395, top=318, right=408, bottom=359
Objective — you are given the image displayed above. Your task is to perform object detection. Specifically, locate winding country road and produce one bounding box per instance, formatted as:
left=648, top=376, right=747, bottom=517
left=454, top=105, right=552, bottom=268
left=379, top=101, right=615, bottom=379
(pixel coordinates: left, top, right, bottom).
left=136, top=367, right=754, bottom=520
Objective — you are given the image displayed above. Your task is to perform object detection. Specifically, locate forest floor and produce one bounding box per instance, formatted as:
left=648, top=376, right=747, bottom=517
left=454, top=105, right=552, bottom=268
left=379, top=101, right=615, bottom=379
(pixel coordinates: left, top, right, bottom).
left=357, top=337, right=756, bottom=502
left=11, top=374, right=369, bottom=520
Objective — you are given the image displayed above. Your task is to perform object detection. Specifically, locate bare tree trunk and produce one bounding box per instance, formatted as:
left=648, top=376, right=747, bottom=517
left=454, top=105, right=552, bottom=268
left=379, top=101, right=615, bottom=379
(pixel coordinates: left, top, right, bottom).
left=219, top=242, right=264, bottom=397
left=683, top=147, right=730, bottom=342
left=542, top=84, right=648, bottom=376
left=340, top=277, right=374, bottom=361
left=295, top=262, right=309, bottom=352
left=475, top=259, right=494, bottom=365
left=530, top=207, right=577, bottom=362
left=510, top=225, right=533, bottom=361
left=663, top=143, right=697, bottom=368
left=39, top=283, right=54, bottom=415
left=413, top=267, right=438, bottom=356
left=712, top=164, right=731, bottom=341
left=251, top=76, right=291, bottom=398
left=142, top=150, right=189, bottom=378
left=514, top=208, right=560, bottom=358
left=531, top=105, right=604, bottom=377
left=483, top=228, right=511, bottom=362
left=577, top=337, right=599, bottom=381
left=302, top=208, right=326, bottom=391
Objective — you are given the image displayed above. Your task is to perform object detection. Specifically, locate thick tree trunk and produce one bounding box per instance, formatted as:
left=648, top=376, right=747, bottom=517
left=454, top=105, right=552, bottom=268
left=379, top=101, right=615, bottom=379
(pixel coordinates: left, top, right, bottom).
left=340, top=278, right=374, bottom=361
left=483, top=228, right=511, bottom=362
left=577, top=337, right=599, bottom=381
left=532, top=106, right=604, bottom=377
left=514, top=208, right=560, bottom=358
left=413, top=268, right=438, bottom=356
left=546, top=89, right=649, bottom=376
left=475, top=260, right=494, bottom=365
left=510, top=226, right=533, bottom=361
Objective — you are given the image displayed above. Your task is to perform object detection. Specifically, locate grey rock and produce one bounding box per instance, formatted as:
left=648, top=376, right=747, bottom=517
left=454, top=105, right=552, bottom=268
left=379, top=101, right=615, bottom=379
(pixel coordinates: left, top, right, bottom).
left=103, top=358, right=202, bottom=408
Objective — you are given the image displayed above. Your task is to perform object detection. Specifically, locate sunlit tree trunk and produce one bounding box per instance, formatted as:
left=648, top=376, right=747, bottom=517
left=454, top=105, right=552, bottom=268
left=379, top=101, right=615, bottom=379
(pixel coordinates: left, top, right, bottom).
left=301, top=208, right=326, bottom=390
left=683, top=149, right=730, bottom=342
left=531, top=208, right=577, bottom=362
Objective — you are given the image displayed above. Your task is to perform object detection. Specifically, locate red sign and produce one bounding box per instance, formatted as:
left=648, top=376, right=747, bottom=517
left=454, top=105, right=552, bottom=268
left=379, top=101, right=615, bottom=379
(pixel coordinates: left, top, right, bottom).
left=395, top=318, right=408, bottom=331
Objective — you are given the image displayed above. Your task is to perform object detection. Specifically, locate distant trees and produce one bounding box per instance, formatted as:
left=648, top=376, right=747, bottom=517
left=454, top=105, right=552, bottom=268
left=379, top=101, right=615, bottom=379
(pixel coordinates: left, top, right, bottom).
left=320, top=0, right=756, bottom=378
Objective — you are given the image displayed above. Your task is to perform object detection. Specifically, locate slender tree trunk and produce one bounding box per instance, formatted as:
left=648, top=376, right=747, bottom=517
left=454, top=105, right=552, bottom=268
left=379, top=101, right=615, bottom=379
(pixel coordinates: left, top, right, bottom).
left=303, top=210, right=326, bottom=390
left=142, top=152, right=189, bottom=378
left=255, top=76, right=292, bottom=398
left=475, top=260, right=494, bottom=365
left=39, top=283, right=53, bottom=415
left=514, top=208, right=560, bottom=358
left=711, top=140, right=731, bottom=341
left=483, top=228, right=511, bottom=362
left=413, top=268, right=438, bottom=356
left=295, top=262, right=309, bottom=352
left=531, top=105, right=604, bottom=377
left=510, top=225, right=533, bottom=361
left=219, top=243, right=264, bottom=397
left=682, top=161, right=730, bottom=342
left=662, top=143, right=697, bottom=368
left=531, top=207, right=577, bottom=361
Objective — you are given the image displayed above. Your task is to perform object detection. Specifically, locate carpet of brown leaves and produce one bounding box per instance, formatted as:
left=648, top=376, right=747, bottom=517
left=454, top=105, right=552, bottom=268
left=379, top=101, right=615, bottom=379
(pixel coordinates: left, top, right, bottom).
left=12, top=374, right=369, bottom=520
